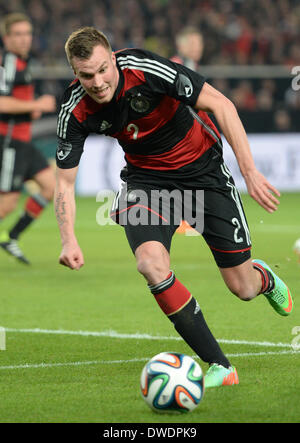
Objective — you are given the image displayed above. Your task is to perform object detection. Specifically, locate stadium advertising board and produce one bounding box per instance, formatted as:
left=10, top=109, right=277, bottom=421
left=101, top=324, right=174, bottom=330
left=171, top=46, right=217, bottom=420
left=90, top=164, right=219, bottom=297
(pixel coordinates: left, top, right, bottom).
left=76, top=133, right=300, bottom=195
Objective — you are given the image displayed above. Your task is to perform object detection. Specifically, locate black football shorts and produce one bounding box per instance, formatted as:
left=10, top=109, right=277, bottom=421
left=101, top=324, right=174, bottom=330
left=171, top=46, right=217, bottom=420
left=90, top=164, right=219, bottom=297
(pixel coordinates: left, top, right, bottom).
left=111, top=159, right=252, bottom=268
left=0, top=136, right=49, bottom=192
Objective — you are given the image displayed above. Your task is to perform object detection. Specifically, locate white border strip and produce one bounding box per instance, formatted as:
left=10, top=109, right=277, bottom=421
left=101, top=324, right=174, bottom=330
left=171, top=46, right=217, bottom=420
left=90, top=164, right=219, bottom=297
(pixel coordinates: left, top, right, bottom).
left=5, top=327, right=292, bottom=348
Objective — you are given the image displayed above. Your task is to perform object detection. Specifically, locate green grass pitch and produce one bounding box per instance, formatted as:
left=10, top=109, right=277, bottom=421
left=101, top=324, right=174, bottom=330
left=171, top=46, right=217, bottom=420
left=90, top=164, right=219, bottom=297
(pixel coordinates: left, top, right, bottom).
left=0, top=192, right=299, bottom=423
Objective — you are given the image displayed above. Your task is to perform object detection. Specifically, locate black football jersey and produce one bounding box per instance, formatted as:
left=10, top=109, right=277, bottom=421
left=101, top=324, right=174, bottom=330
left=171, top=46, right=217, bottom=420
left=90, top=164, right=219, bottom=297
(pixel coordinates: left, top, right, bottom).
left=0, top=51, right=34, bottom=142
left=56, top=48, right=221, bottom=175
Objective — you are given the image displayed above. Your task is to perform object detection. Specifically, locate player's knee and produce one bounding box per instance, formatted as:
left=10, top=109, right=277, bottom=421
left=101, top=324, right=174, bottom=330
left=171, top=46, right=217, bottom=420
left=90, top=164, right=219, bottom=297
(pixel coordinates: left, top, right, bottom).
left=136, top=251, right=169, bottom=283
left=137, top=255, right=163, bottom=279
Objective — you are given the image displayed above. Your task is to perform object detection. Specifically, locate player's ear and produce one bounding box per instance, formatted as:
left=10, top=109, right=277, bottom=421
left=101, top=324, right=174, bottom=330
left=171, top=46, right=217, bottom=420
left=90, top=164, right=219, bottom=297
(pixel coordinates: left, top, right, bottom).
left=111, top=51, right=116, bottom=65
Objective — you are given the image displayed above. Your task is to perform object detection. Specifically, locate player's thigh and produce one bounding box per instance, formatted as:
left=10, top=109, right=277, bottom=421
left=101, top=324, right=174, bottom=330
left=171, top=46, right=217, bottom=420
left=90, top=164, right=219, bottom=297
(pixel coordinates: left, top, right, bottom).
left=194, top=166, right=252, bottom=269
left=33, top=165, right=55, bottom=195
left=111, top=183, right=178, bottom=282
left=26, top=146, right=53, bottom=185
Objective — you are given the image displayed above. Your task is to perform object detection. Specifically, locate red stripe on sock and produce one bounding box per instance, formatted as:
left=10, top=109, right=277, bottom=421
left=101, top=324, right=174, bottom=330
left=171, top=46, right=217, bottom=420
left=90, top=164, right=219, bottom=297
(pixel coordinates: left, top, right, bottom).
left=25, top=197, right=44, bottom=218
left=154, top=278, right=192, bottom=316
left=253, top=263, right=269, bottom=293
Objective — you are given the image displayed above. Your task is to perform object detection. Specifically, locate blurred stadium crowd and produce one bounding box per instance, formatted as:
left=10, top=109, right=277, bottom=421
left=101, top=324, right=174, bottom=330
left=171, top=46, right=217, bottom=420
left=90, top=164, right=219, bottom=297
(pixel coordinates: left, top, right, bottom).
left=1, top=0, right=299, bottom=132
left=1, top=0, right=300, bottom=65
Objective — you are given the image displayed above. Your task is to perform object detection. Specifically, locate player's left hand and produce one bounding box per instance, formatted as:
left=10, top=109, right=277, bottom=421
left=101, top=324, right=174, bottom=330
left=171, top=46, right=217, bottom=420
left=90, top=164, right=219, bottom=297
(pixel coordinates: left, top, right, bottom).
left=243, top=168, right=280, bottom=213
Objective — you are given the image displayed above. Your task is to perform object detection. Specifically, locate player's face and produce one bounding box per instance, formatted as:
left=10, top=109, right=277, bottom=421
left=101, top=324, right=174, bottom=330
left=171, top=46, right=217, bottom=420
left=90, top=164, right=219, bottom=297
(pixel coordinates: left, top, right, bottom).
left=3, top=21, right=33, bottom=58
left=180, top=33, right=203, bottom=63
left=73, top=45, right=119, bottom=105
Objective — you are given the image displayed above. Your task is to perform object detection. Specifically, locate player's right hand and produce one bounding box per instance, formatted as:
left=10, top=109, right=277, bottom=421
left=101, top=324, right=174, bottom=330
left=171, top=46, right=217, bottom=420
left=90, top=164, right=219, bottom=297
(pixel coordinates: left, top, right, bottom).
left=59, top=244, right=84, bottom=270
left=35, top=94, right=56, bottom=113
left=244, top=168, right=280, bottom=213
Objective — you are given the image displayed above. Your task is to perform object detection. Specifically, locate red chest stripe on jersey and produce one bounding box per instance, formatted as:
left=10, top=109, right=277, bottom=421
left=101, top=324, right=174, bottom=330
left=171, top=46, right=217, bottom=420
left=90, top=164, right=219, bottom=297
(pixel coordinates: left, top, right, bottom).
left=13, top=84, right=34, bottom=101
left=72, top=94, right=102, bottom=123
left=16, top=58, right=27, bottom=71
left=125, top=118, right=214, bottom=170
left=113, top=95, right=180, bottom=142
left=0, top=121, right=31, bottom=142
left=118, top=68, right=145, bottom=99
left=12, top=122, right=31, bottom=142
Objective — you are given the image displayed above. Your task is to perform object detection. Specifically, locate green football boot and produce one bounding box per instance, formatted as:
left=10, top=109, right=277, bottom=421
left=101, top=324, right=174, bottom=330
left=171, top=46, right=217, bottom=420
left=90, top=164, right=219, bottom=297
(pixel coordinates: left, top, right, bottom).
left=205, top=364, right=239, bottom=388
left=252, top=259, right=293, bottom=316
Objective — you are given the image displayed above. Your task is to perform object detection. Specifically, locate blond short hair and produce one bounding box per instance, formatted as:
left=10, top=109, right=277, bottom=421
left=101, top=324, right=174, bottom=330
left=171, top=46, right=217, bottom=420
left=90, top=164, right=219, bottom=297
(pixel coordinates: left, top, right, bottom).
left=0, top=13, right=32, bottom=36
left=65, top=27, right=112, bottom=67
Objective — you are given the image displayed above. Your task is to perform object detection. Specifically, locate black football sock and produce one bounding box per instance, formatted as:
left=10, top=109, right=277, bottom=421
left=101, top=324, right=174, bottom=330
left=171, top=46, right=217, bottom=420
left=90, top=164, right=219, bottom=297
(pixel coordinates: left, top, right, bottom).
left=9, top=212, right=35, bottom=240
left=169, top=297, right=231, bottom=368
left=9, top=194, right=49, bottom=240
left=149, top=273, right=231, bottom=368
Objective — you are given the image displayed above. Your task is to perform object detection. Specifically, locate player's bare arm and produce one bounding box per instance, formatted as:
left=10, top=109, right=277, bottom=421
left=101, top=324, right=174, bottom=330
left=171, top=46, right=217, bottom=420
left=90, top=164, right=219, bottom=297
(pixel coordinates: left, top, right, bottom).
left=0, top=94, right=56, bottom=114
left=55, top=166, right=84, bottom=270
left=194, top=82, right=280, bottom=213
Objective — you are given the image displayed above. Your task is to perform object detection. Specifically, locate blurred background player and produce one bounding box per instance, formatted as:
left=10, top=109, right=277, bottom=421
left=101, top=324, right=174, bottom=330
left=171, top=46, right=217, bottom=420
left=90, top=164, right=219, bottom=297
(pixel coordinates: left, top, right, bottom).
left=0, top=13, right=56, bottom=264
left=171, top=26, right=204, bottom=235
left=170, top=26, right=204, bottom=72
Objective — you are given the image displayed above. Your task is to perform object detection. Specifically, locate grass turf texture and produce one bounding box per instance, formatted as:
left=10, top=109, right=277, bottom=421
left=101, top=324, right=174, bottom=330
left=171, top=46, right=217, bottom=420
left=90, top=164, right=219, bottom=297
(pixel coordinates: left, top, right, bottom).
left=0, top=192, right=299, bottom=423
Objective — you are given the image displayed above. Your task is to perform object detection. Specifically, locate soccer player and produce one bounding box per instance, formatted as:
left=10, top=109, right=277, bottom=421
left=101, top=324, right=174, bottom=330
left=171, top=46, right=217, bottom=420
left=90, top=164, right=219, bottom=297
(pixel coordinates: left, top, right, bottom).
left=54, top=27, right=293, bottom=388
left=170, top=26, right=204, bottom=71
left=0, top=13, right=56, bottom=264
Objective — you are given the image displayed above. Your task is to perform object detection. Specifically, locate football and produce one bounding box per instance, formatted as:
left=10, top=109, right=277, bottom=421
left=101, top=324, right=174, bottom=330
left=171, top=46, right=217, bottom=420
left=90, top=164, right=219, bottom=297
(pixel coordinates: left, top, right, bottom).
left=140, top=352, right=204, bottom=413
left=293, top=238, right=300, bottom=256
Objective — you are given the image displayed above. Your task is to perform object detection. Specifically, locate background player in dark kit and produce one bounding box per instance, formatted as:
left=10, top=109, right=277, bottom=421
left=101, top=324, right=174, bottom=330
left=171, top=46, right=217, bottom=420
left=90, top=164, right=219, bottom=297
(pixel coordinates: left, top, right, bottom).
left=55, top=27, right=293, bottom=388
left=0, top=13, right=56, bottom=264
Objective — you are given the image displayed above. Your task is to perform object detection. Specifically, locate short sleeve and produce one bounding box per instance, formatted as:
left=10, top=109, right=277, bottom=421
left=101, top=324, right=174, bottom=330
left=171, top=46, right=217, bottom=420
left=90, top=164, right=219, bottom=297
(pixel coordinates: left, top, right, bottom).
left=0, top=53, right=17, bottom=96
left=56, top=88, right=88, bottom=169
left=125, top=49, right=206, bottom=107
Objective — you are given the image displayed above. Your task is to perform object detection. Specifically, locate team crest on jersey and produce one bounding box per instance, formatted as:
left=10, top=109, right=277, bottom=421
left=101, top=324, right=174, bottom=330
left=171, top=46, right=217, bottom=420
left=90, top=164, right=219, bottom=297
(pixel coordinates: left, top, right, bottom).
left=99, top=120, right=112, bottom=132
left=57, top=140, right=72, bottom=161
left=130, top=93, right=150, bottom=113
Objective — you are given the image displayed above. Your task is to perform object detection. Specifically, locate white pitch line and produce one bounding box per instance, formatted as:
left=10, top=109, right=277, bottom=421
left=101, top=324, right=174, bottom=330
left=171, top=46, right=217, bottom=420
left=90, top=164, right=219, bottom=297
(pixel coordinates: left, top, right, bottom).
left=4, top=328, right=292, bottom=348
left=0, top=357, right=149, bottom=371
left=0, top=350, right=299, bottom=371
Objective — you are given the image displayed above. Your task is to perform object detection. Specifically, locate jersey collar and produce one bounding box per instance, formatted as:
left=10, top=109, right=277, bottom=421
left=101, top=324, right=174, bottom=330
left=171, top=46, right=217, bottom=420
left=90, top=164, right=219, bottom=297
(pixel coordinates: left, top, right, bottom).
left=113, top=61, right=125, bottom=101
